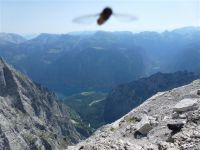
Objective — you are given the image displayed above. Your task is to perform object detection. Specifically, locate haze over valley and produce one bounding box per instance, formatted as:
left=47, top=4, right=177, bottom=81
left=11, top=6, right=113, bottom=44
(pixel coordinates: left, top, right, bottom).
left=1, top=27, right=200, bottom=97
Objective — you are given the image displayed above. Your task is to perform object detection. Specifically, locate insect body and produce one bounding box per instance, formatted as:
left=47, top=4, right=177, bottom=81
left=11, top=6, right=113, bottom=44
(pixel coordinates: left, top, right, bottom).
left=97, top=7, right=113, bottom=25
left=73, top=7, right=138, bottom=26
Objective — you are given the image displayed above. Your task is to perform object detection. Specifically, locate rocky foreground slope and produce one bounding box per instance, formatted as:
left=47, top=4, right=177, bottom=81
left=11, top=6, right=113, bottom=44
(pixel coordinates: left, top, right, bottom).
left=0, top=58, right=87, bottom=150
left=68, top=80, right=200, bottom=150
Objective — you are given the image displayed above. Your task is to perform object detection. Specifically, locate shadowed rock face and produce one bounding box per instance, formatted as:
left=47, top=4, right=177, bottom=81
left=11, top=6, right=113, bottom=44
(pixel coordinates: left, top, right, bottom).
left=0, top=58, right=86, bottom=150
left=167, top=123, right=184, bottom=134
left=68, top=80, right=200, bottom=150
left=104, top=71, right=199, bottom=123
left=0, top=127, right=10, bottom=150
left=0, top=66, right=6, bottom=87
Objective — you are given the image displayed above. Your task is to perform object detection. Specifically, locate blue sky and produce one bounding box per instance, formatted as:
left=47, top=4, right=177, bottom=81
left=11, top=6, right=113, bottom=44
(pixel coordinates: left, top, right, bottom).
left=0, top=0, right=200, bottom=34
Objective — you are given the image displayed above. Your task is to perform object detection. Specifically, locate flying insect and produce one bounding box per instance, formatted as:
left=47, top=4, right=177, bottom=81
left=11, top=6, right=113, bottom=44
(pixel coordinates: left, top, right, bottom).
left=73, top=7, right=138, bottom=26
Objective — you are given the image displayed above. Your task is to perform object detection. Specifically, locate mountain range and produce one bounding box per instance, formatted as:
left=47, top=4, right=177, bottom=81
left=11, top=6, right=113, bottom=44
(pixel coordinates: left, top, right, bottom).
left=1, top=27, right=200, bottom=96
left=0, top=33, right=26, bottom=44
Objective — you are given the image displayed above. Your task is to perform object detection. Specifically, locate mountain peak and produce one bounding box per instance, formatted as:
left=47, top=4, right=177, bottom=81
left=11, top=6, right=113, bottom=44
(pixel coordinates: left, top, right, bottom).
left=172, top=26, right=200, bottom=35
left=0, top=33, right=26, bottom=44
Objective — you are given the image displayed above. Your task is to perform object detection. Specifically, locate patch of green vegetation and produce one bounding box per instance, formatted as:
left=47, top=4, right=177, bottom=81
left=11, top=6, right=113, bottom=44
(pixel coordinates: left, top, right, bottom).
left=65, top=91, right=107, bottom=130
left=110, top=127, right=115, bottom=132
left=80, top=91, right=95, bottom=96
left=21, top=133, right=37, bottom=144
left=48, top=48, right=62, bottom=54
left=67, top=106, right=93, bottom=136
left=124, top=116, right=140, bottom=123
left=13, top=68, right=29, bottom=81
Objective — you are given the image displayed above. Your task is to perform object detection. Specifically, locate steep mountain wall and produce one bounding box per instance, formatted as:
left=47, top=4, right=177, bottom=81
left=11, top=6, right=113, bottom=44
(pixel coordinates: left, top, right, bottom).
left=0, top=58, right=86, bottom=150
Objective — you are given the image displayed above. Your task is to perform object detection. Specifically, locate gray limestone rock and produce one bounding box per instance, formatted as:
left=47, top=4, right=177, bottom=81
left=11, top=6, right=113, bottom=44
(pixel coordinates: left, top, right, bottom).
left=0, top=58, right=86, bottom=150
left=173, top=98, right=198, bottom=112
left=135, top=114, right=152, bottom=135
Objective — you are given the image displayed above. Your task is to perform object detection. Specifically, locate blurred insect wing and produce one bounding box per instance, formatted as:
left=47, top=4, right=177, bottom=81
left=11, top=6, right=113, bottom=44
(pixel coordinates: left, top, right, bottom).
left=113, top=13, right=138, bottom=22
left=73, top=14, right=99, bottom=24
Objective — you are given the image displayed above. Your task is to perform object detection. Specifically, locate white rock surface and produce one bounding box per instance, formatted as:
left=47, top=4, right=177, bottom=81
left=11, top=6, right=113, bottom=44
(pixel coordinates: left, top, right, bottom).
left=173, top=98, right=198, bottom=112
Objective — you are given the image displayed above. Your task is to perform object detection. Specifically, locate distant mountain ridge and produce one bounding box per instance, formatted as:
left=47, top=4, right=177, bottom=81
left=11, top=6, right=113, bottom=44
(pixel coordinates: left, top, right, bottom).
left=0, top=27, right=200, bottom=96
left=172, top=26, right=200, bottom=35
left=0, top=31, right=145, bottom=95
left=104, top=71, right=199, bottom=123
left=0, top=33, right=26, bottom=44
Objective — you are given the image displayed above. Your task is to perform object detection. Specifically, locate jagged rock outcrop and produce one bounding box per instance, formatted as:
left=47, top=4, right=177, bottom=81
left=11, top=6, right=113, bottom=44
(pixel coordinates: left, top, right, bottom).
left=0, top=58, right=86, bottom=150
left=68, top=79, right=200, bottom=150
left=135, top=114, right=152, bottom=136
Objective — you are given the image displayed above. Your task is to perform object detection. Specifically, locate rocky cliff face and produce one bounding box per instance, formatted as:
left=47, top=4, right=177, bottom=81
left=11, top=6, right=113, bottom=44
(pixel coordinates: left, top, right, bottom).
left=68, top=79, right=200, bottom=150
left=104, top=71, right=199, bottom=123
left=0, top=58, right=86, bottom=150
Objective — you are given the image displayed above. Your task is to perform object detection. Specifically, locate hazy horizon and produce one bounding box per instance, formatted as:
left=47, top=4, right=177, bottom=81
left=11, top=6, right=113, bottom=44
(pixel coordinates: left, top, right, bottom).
left=1, top=0, right=200, bottom=34
left=1, top=25, right=200, bottom=36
